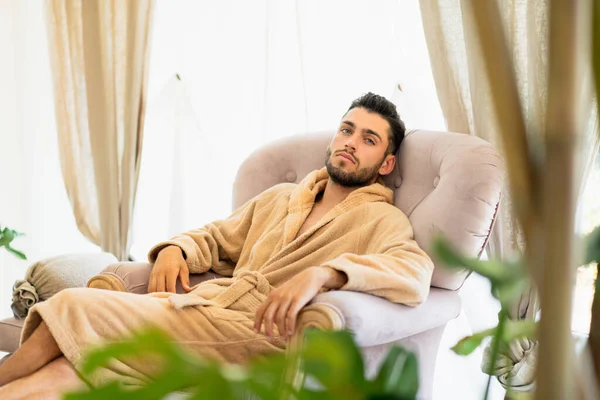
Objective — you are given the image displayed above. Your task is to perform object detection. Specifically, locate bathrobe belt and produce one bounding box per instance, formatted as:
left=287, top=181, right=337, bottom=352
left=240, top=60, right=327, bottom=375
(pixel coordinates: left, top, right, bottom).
left=166, top=270, right=272, bottom=310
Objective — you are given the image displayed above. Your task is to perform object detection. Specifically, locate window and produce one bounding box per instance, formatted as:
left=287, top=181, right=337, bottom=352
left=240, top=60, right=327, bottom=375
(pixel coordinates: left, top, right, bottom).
left=129, top=0, right=446, bottom=260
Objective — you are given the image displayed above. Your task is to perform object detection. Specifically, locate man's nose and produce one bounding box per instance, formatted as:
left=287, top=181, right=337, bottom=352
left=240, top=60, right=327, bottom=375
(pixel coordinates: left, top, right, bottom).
left=344, top=137, right=357, bottom=151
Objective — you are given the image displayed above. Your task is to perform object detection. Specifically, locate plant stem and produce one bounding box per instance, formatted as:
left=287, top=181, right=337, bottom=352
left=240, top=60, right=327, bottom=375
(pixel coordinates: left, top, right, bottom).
left=484, top=309, right=508, bottom=400
left=588, top=265, right=600, bottom=385
left=535, top=0, right=578, bottom=398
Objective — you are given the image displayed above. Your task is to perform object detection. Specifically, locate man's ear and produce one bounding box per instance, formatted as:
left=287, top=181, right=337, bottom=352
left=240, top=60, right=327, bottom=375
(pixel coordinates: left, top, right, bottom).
left=379, top=154, right=396, bottom=176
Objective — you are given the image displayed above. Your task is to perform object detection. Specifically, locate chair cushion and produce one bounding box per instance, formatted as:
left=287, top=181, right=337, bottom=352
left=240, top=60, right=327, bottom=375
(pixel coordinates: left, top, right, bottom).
left=11, top=252, right=118, bottom=317
left=0, top=317, right=24, bottom=353
left=309, top=288, right=461, bottom=347
left=389, top=130, right=502, bottom=289
left=233, top=130, right=503, bottom=291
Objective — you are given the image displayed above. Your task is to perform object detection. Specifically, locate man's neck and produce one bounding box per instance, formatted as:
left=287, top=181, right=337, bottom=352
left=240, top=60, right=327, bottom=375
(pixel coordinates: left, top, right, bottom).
left=319, top=179, right=361, bottom=208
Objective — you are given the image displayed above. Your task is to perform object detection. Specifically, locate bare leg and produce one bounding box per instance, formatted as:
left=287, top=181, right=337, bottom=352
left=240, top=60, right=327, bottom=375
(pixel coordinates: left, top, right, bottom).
left=0, top=356, right=84, bottom=400
left=0, top=321, right=61, bottom=386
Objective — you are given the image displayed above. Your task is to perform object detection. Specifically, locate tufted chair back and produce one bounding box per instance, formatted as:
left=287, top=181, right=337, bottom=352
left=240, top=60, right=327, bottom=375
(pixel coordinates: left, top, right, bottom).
left=233, top=130, right=503, bottom=291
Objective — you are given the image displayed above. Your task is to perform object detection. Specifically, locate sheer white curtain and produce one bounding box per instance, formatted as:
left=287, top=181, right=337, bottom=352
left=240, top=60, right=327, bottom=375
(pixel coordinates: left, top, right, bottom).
left=44, top=0, right=154, bottom=261
left=130, top=0, right=447, bottom=259
left=0, top=0, right=98, bottom=321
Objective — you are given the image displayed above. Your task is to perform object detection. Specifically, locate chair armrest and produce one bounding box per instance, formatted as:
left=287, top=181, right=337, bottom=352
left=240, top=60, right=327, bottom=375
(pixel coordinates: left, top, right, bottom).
left=86, top=262, right=222, bottom=294
left=296, top=288, right=461, bottom=347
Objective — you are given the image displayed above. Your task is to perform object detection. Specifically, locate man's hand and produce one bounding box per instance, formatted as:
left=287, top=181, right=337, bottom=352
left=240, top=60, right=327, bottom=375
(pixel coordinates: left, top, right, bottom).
left=148, top=246, right=192, bottom=293
left=254, top=267, right=347, bottom=338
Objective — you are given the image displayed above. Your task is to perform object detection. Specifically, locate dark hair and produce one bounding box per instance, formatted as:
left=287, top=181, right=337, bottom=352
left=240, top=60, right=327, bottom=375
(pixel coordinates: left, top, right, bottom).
left=346, top=92, right=406, bottom=155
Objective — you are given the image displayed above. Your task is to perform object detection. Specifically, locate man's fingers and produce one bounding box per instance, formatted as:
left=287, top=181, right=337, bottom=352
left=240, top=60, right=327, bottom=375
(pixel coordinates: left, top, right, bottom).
left=254, top=299, right=271, bottom=333
left=166, top=271, right=177, bottom=293
left=179, top=267, right=191, bottom=292
left=156, top=275, right=166, bottom=293
left=275, top=299, right=292, bottom=338
left=263, top=302, right=279, bottom=337
left=286, top=300, right=303, bottom=336
left=148, top=273, right=156, bottom=293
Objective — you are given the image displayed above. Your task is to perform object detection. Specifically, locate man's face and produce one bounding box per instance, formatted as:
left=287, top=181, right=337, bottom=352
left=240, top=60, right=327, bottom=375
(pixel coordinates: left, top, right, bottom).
left=325, top=107, right=395, bottom=187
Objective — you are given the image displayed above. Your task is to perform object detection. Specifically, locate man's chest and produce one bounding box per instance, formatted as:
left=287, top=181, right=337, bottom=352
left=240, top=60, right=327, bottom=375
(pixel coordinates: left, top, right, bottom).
left=239, top=201, right=370, bottom=275
left=294, top=202, right=331, bottom=239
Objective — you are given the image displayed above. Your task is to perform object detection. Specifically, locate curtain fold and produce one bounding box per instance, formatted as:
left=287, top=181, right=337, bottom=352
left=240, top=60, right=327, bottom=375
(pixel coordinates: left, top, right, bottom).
left=44, top=0, right=154, bottom=260
left=419, top=0, right=599, bottom=392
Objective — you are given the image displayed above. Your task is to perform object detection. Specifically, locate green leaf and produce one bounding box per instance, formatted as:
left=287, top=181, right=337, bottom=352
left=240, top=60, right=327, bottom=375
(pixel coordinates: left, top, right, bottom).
left=451, top=320, right=538, bottom=356
left=0, top=225, right=26, bottom=259
left=294, top=389, right=334, bottom=400
left=503, top=320, right=537, bottom=340
left=431, top=236, right=522, bottom=284
left=77, top=328, right=233, bottom=399
left=451, top=328, right=497, bottom=356
left=584, top=226, right=600, bottom=265
left=370, top=346, right=419, bottom=400
left=186, top=368, right=240, bottom=400
left=5, top=245, right=26, bottom=260
left=301, top=329, right=366, bottom=397
left=492, top=278, right=529, bottom=310
left=432, top=235, right=529, bottom=310
left=246, top=353, right=289, bottom=400
left=65, top=327, right=419, bottom=400
left=0, top=227, right=16, bottom=246
left=80, top=328, right=201, bottom=376
left=368, top=395, right=415, bottom=400
left=62, top=381, right=128, bottom=400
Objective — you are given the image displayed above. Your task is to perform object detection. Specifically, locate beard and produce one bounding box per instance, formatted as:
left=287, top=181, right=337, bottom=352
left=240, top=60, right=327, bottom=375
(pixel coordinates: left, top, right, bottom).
left=325, top=147, right=383, bottom=187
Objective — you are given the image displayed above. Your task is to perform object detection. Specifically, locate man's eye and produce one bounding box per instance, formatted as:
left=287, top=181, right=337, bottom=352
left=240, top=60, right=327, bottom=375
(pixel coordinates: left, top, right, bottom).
left=341, top=128, right=351, bottom=134
left=366, top=138, right=375, bottom=145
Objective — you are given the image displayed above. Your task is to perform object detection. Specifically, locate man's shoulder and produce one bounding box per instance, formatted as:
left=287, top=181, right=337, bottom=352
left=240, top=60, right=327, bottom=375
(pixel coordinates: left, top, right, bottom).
left=256, top=182, right=297, bottom=202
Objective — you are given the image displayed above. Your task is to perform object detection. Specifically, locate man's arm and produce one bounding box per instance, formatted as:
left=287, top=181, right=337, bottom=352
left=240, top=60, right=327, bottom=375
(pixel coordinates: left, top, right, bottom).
left=148, top=200, right=258, bottom=272
left=320, top=215, right=434, bottom=306
left=254, top=211, right=432, bottom=338
left=146, top=191, right=267, bottom=293
left=253, top=266, right=347, bottom=338
left=146, top=184, right=294, bottom=293
left=146, top=202, right=257, bottom=293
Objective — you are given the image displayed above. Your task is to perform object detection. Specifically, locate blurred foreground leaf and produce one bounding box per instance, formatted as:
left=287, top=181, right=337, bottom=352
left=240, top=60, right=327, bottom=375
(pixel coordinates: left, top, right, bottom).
left=64, top=327, right=420, bottom=400
left=301, top=328, right=366, bottom=397
left=451, top=320, right=538, bottom=356
left=371, top=346, right=419, bottom=400
left=431, top=236, right=528, bottom=309
left=584, top=226, right=600, bottom=265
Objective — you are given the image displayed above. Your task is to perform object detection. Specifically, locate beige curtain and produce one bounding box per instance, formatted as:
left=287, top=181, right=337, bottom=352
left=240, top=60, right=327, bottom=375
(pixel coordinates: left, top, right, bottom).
left=45, top=0, right=154, bottom=260
left=419, top=0, right=599, bottom=392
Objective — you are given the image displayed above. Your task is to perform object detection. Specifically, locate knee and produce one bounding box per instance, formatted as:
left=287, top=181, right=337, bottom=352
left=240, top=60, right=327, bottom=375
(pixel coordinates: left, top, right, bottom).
left=47, top=288, right=97, bottom=309
left=49, top=356, right=74, bottom=373
left=51, top=287, right=89, bottom=302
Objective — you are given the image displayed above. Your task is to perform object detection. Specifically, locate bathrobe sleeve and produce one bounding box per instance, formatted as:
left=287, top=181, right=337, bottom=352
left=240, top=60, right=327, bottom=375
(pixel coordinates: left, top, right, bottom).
left=147, top=185, right=286, bottom=275
left=320, top=211, right=434, bottom=306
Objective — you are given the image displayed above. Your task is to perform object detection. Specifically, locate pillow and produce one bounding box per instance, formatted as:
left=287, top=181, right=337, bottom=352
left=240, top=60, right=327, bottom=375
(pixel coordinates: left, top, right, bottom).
left=11, top=252, right=118, bottom=317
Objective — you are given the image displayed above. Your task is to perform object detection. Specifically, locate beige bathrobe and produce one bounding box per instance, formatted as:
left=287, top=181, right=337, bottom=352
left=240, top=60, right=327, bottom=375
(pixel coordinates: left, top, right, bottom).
left=21, top=167, right=434, bottom=386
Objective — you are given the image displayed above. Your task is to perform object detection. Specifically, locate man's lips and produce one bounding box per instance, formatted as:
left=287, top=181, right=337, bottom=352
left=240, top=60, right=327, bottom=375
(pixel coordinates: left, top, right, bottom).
left=337, top=152, right=356, bottom=164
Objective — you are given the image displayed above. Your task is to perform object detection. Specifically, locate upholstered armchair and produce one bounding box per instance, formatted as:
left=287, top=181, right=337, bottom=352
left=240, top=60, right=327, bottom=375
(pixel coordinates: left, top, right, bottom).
left=87, top=129, right=503, bottom=399
left=0, top=129, right=502, bottom=399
